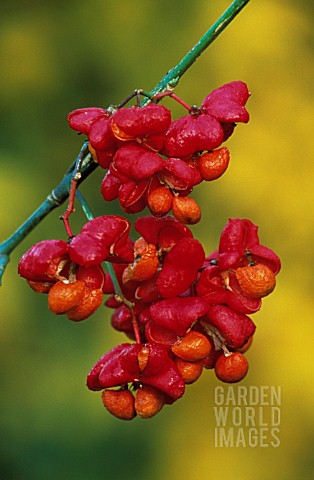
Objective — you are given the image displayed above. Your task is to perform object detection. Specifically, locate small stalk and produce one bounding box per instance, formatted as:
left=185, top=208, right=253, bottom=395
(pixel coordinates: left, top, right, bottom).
left=60, top=147, right=86, bottom=237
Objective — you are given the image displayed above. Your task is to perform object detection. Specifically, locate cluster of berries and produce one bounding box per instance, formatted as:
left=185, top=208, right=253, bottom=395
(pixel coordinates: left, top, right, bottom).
left=67, top=81, right=250, bottom=224
left=18, top=215, right=132, bottom=320
left=18, top=213, right=280, bottom=420
left=18, top=81, right=281, bottom=420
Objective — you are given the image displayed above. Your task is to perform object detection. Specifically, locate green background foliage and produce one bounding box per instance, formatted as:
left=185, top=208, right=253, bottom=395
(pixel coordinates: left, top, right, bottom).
left=1, top=1, right=314, bottom=478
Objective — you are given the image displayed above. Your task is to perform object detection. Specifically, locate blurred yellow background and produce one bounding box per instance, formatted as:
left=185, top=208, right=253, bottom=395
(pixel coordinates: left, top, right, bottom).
left=1, top=1, right=313, bottom=479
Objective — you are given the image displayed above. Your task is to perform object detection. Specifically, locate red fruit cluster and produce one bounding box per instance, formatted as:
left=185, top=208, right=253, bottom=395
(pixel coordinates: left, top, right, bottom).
left=18, top=216, right=132, bottom=321
left=88, top=216, right=280, bottom=419
left=68, top=81, right=249, bottom=224
left=18, top=81, right=281, bottom=421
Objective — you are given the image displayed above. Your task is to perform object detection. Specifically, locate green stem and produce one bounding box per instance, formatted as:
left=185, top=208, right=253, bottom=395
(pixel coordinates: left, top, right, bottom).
left=0, top=143, right=96, bottom=284
left=0, top=0, right=250, bottom=285
left=141, top=0, right=251, bottom=104
left=75, top=189, right=94, bottom=221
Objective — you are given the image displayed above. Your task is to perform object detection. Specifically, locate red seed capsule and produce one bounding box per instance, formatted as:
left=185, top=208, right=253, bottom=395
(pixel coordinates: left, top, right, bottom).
left=148, top=187, right=173, bottom=217
left=67, top=287, right=103, bottom=321
left=175, top=358, right=203, bottom=384
left=134, top=385, right=166, bottom=419
left=172, top=331, right=211, bottom=361
left=123, top=239, right=159, bottom=283
left=102, top=389, right=136, bottom=421
left=214, top=352, right=249, bottom=383
left=18, top=239, right=70, bottom=283
left=235, top=263, right=276, bottom=298
left=198, top=147, right=230, bottom=181
left=48, top=280, right=86, bottom=315
left=172, top=196, right=201, bottom=225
